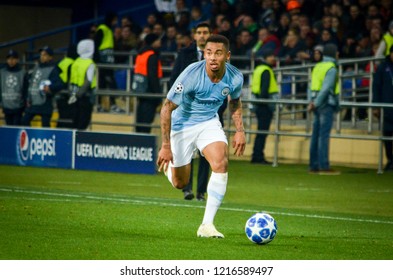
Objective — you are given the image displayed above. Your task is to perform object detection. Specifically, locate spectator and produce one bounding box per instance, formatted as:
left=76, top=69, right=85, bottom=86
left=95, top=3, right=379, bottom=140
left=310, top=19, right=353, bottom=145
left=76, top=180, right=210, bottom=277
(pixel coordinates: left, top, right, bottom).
left=317, top=29, right=338, bottom=47
left=0, top=50, right=28, bottom=126
left=236, top=14, right=259, bottom=44
left=189, top=6, right=208, bottom=31
left=380, top=0, right=392, bottom=28
left=175, top=30, right=192, bottom=49
left=276, top=12, right=291, bottom=40
left=139, top=25, right=152, bottom=44
left=174, top=0, right=190, bottom=24
left=115, top=25, right=139, bottom=62
left=370, top=25, right=383, bottom=47
left=286, top=0, right=301, bottom=15
left=329, top=2, right=349, bottom=28
left=121, top=15, right=142, bottom=36
left=251, top=49, right=278, bottom=165
left=161, top=24, right=178, bottom=67
left=341, top=31, right=358, bottom=59
left=278, top=28, right=307, bottom=65
left=22, top=46, right=64, bottom=127
left=331, top=16, right=345, bottom=45
left=217, top=17, right=236, bottom=43
left=289, top=12, right=301, bottom=30
left=68, top=39, right=97, bottom=130
left=251, top=27, right=281, bottom=57
left=113, top=25, right=139, bottom=91
left=344, top=4, right=366, bottom=40
left=146, top=12, right=159, bottom=30
left=231, top=29, right=254, bottom=70
left=132, top=34, right=163, bottom=133
left=161, top=24, right=178, bottom=53
left=152, top=22, right=166, bottom=41
left=372, top=45, right=393, bottom=171
left=212, top=13, right=225, bottom=35
left=307, top=43, right=340, bottom=175
left=257, top=0, right=275, bottom=29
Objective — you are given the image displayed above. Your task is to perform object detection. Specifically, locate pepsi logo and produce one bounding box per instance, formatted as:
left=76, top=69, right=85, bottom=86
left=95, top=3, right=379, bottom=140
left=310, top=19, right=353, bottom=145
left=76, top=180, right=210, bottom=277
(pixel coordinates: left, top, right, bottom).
left=18, top=130, right=29, bottom=161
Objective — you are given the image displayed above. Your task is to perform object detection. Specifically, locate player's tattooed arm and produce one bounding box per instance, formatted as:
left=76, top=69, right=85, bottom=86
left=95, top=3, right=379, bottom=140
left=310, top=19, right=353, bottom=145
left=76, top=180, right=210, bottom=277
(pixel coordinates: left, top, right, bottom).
left=229, top=97, right=246, bottom=156
left=157, top=99, right=178, bottom=172
left=229, top=98, right=245, bottom=132
left=160, top=99, right=178, bottom=148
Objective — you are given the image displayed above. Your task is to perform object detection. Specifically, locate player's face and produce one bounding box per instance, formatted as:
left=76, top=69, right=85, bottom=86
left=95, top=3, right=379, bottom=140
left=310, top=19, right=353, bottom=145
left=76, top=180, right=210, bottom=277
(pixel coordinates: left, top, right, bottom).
left=194, top=27, right=211, bottom=49
left=204, top=42, right=230, bottom=73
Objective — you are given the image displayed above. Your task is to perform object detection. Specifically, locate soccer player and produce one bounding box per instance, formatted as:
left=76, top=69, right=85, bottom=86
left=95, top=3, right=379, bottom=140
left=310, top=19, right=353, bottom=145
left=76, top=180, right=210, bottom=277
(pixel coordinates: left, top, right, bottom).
left=157, top=34, right=246, bottom=238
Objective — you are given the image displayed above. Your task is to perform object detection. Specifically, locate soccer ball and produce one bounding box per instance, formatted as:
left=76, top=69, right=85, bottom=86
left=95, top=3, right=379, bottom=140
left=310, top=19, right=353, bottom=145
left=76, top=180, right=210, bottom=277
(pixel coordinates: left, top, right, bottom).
left=245, top=212, right=277, bottom=244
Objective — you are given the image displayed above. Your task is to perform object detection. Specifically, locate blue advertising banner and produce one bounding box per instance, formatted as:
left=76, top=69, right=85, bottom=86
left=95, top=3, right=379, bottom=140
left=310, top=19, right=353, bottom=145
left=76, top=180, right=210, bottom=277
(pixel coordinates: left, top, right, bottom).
left=0, top=127, right=73, bottom=168
left=75, top=131, right=157, bottom=175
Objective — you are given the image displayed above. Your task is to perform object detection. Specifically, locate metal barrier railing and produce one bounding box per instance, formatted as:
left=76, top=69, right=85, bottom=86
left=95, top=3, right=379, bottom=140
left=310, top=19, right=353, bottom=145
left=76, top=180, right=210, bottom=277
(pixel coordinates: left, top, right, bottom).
left=237, top=98, right=393, bottom=174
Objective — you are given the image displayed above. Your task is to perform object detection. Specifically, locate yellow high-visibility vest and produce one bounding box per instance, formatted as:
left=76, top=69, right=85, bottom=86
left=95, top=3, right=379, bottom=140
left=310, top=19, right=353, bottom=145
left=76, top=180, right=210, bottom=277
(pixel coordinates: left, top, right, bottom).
left=251, top=65, right=278, bottom=95
left=311, top=61, right=339, bottom=94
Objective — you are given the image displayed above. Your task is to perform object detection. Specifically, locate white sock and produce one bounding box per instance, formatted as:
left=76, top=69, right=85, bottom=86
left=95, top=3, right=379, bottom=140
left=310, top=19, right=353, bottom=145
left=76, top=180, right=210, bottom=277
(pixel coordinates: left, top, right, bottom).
left=202, top=172, right=228, bottom=225
left=166, top=161, right=174, bottom=187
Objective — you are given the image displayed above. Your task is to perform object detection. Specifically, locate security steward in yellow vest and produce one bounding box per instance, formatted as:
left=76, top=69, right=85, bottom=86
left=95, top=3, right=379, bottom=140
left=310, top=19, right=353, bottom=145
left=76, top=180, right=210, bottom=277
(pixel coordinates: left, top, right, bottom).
left=132, top=33, right=163, bottom=133
left=251, top=49, right=278, bottom=164
left=56, top=45, right=78, bottom=128
left=69, top=39, right=97, bottom=130
left=383, top=21, right=393, bottom=56
left=93, top=12, right=117, bottom=111
left=307, top=43, right=340, bottom=174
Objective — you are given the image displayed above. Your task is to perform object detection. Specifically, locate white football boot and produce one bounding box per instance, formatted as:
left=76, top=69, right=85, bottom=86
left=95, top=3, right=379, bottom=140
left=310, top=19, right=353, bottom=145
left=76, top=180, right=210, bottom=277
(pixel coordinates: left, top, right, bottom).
left=197, top=224, right=224, bottom=238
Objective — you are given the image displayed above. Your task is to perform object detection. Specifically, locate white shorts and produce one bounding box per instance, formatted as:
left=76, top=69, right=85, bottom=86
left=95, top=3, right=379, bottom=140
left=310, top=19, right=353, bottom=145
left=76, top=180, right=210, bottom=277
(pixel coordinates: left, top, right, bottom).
left=170, top=117, right=228, bottom=167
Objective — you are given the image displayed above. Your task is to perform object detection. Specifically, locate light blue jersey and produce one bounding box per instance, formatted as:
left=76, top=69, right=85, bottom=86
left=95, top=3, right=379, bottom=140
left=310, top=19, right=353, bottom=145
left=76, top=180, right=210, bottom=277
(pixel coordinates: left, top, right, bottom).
left=167, top=61, right=243, bottom=131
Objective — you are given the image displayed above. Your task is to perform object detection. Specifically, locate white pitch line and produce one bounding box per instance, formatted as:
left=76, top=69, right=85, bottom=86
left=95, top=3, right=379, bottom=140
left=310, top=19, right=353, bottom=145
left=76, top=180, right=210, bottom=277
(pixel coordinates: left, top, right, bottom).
left=368, top=189, right=393, bottom=193
left=127, top=183, right=162, bottom=188
left=48, top=181, right=82, bottom=185
left=1, top=187, right=393, bottom=225
left=285, top=187, right=321, bottom=192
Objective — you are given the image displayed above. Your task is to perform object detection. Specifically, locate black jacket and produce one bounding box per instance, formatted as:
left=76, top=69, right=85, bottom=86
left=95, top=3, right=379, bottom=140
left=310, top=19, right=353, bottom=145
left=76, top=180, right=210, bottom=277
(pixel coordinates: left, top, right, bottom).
left=169, top=43, right=198, bottom=88
left=373, top=56, right=393, bottom=130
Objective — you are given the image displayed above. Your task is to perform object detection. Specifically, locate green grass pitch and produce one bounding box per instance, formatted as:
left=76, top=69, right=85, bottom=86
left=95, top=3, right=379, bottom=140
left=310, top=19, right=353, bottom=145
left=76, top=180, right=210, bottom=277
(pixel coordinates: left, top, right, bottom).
left=0, top=162, right=392, bottom=260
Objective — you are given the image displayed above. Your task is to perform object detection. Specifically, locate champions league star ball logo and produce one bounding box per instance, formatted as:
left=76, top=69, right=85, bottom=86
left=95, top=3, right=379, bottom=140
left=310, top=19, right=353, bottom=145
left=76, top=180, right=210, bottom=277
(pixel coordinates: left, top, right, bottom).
left=18, top=129, right=29, bottom=163
left=33, top=70, right=42, bottom=84
left=6, top=74, right=17, bottom=88
left=174, top=82, right=184, bottom=94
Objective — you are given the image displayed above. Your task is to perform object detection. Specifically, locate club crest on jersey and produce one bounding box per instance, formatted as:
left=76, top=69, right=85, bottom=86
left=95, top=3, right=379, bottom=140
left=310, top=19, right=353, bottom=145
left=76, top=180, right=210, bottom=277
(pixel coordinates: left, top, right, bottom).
left=221, top=87, right=230, bottom=96
left=174, top=82, right=184, bottom=94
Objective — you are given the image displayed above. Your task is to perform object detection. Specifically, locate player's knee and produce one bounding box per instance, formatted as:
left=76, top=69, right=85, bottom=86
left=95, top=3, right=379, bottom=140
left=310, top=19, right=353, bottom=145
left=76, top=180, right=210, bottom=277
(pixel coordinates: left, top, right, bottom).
left=172, top=177, right=189, bottom=189
left=209, top=157, right=228, bottom=173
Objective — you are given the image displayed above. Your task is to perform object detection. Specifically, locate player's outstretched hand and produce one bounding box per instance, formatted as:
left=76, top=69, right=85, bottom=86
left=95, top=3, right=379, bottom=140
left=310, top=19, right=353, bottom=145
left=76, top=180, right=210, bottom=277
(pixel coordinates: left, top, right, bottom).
left=232, top=131, right=246, bottom=156
left=157, top=146, right=173, bottom=173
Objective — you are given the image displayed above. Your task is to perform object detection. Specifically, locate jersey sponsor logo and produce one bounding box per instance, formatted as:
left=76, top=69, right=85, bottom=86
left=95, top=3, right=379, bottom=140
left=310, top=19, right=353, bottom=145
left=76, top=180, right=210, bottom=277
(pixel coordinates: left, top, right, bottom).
left=174, top=82, right=184, bottom=94
left=221, top=87, right=230, bottom=96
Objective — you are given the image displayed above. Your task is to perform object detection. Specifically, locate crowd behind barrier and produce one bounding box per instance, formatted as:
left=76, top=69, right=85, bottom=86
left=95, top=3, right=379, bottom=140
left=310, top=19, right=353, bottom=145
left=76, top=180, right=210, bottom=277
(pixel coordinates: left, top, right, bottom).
left=1, top=0, right=393, bottom=171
